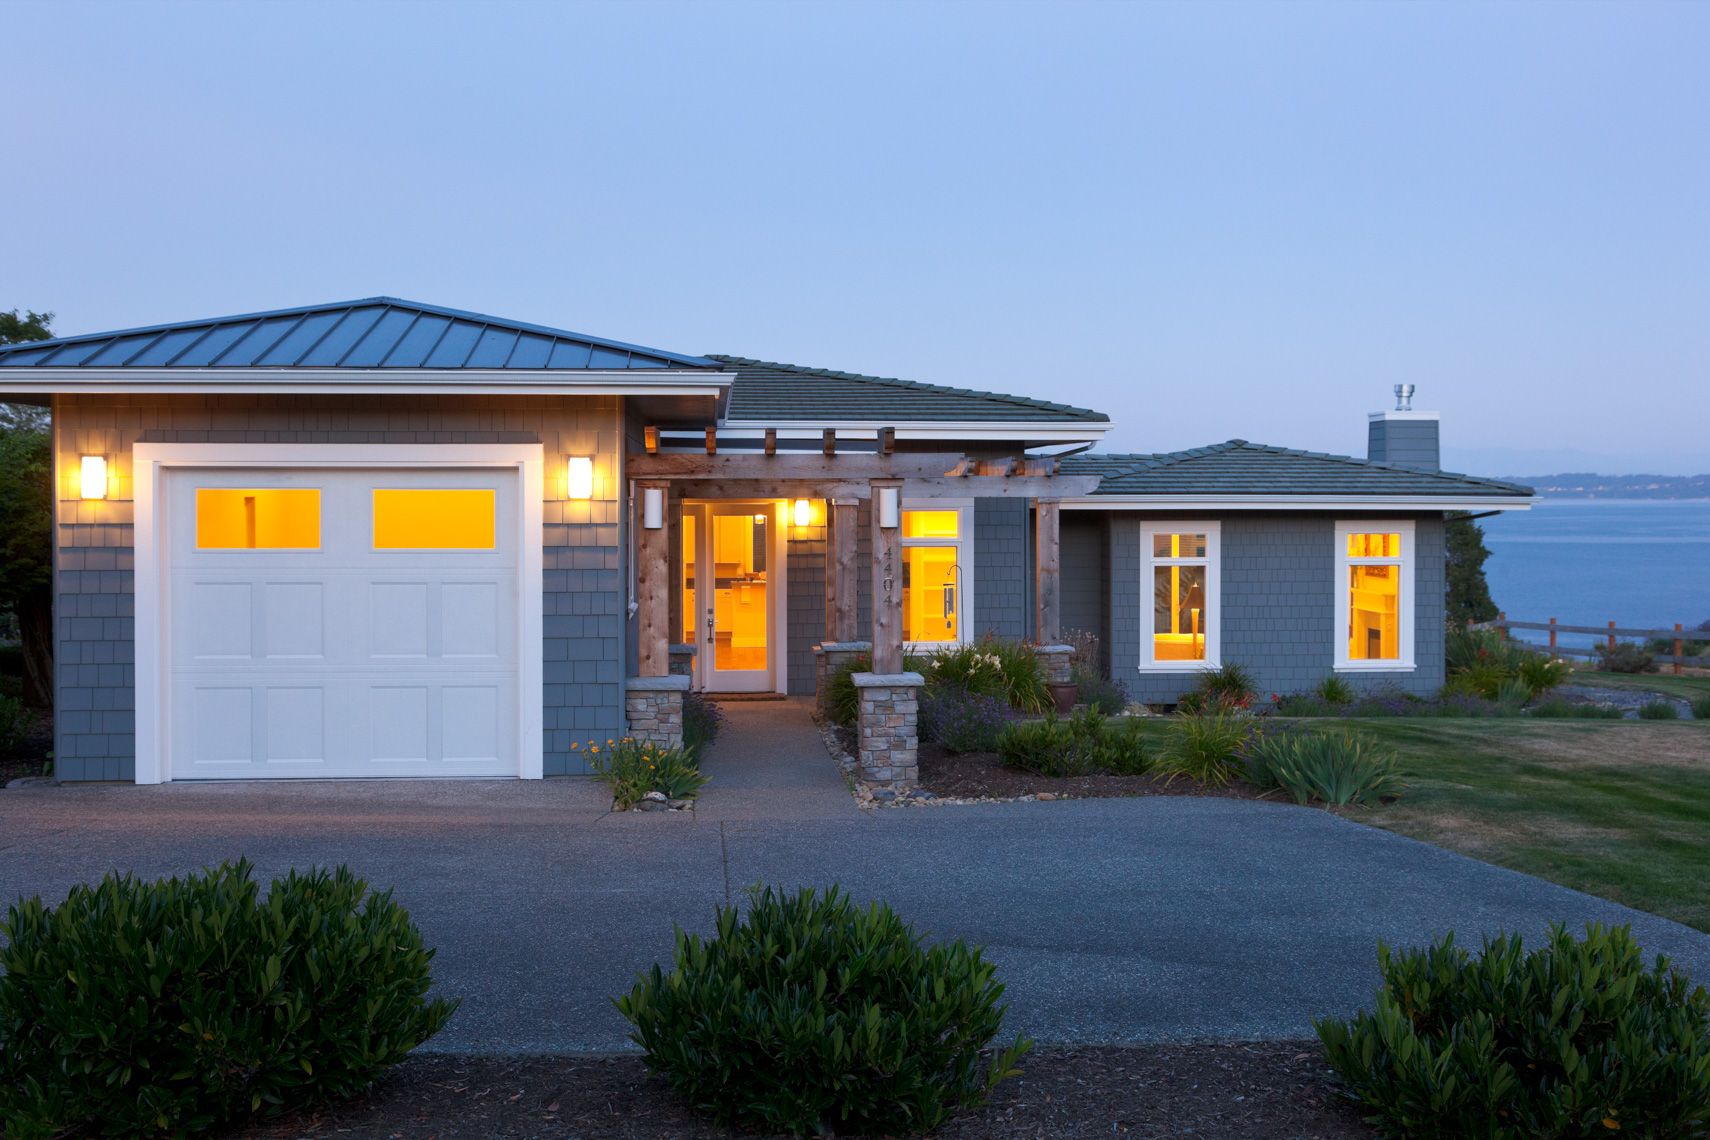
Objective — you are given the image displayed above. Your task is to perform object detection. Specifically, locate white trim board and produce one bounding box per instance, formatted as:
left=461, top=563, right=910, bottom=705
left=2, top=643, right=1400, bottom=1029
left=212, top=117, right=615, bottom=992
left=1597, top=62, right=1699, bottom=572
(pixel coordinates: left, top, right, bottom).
left=1063, top=496, right=1533, bottom=511
left=132, top=442, right=545, bottom=784
left=1137, top=520, right=1222, bottom=673
left=1333, top=519, right=1416, bottom=674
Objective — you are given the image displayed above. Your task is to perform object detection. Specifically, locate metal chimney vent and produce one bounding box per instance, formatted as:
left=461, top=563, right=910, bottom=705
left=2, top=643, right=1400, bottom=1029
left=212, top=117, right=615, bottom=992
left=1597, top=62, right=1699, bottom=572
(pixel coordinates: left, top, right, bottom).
left=1393, top=383, right=1415, bottom=411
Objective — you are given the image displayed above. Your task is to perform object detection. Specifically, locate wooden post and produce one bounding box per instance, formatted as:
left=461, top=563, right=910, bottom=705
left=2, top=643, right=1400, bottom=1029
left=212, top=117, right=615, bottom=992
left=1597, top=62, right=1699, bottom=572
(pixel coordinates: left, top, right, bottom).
left=871, top=479, right=904, bottom=673
left=704, top=428, right=717, bottom=454
left=1675, top=623, right=1684, bottom=676
left=1035, top=498, right=1060, bottom=645
left=637, top=482, right=671, bottom=677
left=668, top=496, right=683, bottom=651
left=1549, top=618, right=1557, bottom=651
left=1608, top=621, right=1617, bottom=653
left=833, top=498, right=859, bottom=642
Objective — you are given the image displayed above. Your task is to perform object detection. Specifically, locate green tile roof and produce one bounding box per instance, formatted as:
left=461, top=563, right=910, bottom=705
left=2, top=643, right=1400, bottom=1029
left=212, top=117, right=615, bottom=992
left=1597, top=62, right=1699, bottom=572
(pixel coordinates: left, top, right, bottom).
left=709, top=356, right=1109, bottom=423
left=1063, top=440, right=1533, bottom=497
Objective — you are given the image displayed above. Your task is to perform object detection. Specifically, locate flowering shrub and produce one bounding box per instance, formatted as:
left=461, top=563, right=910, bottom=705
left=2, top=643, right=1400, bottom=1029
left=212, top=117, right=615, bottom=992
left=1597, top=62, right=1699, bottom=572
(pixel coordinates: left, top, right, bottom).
left=682, top=691, right=724, bottom=760
left=929, top=638, right=1049, bottom=713
left=920, top=685, right=1016, bottom=753
left=1176, top=662, right=1257, bottom=715
left=579, top=737, right=708, bottom=808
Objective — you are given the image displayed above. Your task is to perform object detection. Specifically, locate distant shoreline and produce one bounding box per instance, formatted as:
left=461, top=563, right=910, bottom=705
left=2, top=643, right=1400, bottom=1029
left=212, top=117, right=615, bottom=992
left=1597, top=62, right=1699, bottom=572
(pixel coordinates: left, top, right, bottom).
left=1495, top=474, right=1710, bottom=500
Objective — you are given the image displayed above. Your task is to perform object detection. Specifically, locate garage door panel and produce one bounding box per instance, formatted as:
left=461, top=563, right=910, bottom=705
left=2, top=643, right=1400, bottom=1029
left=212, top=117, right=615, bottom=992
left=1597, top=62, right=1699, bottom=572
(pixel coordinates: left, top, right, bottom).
left=168, top=466, right=521, bottom=780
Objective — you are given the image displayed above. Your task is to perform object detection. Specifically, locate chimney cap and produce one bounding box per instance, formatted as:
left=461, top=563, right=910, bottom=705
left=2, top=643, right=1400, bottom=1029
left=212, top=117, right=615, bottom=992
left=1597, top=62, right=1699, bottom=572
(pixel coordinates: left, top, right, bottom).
left=1393, top=383, right=1415, bottom=411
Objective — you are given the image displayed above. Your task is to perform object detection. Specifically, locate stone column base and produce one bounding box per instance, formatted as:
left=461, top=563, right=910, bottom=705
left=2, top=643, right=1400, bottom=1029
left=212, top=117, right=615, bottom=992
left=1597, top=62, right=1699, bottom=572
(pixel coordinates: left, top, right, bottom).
left=625, top=675, right=691, bottom=748
left=1036, top=645, right=1075, bottom=685
left=816, top=640, right=874, bottom=717
left=853, top=671, right=924, bottom=788
left=668, top=643, right=697, bottom=679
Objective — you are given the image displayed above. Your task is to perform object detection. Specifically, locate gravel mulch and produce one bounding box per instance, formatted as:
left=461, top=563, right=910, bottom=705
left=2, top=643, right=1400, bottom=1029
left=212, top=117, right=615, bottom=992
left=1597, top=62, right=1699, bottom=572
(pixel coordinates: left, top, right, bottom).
left=230, top=1044, right=1373, bottom=1139
left=916, top=742, right=1277, bottom=803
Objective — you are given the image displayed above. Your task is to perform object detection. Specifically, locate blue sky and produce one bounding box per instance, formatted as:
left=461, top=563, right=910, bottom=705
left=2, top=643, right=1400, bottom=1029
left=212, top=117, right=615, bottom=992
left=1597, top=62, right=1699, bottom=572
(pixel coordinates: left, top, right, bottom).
left=4, top=1, right=1706, bottom=474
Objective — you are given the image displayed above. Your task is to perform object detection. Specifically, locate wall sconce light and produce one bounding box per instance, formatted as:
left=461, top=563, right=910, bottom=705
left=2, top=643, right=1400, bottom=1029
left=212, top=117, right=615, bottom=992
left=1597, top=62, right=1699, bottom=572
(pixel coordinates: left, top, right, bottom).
left=567, top=456, right=593, bottom=500
left=80, top=456, right=107, bottom=500
left=643, top=487, right=664, bottom=529
left=793, top=498, right=811, bottom=527
left=877, top=487, right=900, bottom=529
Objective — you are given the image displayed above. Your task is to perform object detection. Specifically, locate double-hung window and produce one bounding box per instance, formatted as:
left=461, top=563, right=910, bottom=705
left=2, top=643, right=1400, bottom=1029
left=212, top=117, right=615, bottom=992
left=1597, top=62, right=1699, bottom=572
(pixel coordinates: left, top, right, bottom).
left=1335, top=520, right=1414, bottom=670
left=1140, top=521, right=1220, bottom=669
left=901, top=501, right=969, bottom=647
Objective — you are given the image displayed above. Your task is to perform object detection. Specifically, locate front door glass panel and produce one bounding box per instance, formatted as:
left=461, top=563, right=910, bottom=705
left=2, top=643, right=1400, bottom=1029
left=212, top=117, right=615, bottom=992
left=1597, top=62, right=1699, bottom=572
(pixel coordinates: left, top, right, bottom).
left=711, top=512, right=768, bottom=671
left=903, top=547, right=958, bottom=642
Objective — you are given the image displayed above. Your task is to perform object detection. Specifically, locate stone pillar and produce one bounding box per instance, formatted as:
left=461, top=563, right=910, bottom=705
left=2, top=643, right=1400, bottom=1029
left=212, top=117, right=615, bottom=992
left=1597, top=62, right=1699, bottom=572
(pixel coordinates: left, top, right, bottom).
left=853, top=670, right=924, bottom=788
left=625, top=675, right=691, bottom=748
left=816, top=640, right=874, bottom=716
left=668, top=643, right=697, bottom=679
left=1036, top=644, right=1075, bottom=714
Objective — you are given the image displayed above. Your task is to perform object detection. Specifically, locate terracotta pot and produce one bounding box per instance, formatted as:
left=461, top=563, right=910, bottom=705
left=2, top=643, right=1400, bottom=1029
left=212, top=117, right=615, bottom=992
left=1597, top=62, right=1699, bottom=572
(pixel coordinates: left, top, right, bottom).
left=1048, top=682, right=1078, bottom=714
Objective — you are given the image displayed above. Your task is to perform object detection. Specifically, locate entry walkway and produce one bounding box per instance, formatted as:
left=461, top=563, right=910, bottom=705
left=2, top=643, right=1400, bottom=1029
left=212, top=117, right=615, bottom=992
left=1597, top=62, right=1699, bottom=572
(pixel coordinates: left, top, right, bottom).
left=692, top=696, right=861, bottom=821
left=4, top=723, right=1709, bottom=1054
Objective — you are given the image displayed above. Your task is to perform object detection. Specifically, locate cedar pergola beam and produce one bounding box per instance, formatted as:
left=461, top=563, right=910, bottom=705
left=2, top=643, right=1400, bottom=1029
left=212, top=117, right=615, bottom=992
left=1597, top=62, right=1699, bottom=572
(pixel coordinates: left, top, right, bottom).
left=626, top=453, right=967, bottom=479
left=652, top=475, right=1100, bottom=500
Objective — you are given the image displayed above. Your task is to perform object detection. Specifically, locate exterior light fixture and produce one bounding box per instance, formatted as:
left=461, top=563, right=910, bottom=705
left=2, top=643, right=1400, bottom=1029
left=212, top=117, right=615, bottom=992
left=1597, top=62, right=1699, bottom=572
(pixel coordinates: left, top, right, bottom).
left=793, top=498, right=811, bottom=527
left=567, top=456, right=593, bottom=500
left=80, top=456, right=107, bottom=500
left=643, top=487, right=664, bottom=529
left=877, top=487, right=900, bottom=529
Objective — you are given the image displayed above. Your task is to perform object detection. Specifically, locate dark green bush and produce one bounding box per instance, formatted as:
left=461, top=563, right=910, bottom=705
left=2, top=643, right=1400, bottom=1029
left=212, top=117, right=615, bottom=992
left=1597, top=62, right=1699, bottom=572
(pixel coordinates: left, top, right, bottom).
left=616, top=885, right=1030, bottom=1138
left=1638, top=699, right=1680, bottom=721
left=1693, top=696, right=1710, bottom=721
left=0, top=692, right=31, bottom=758
left=0, top=860, right=456, bottom=1139
left=1071, top=663, right=1130, bottom=716
left=1243, top=727, right=1400, bottom=805
left=1317, top=922, right=1710, bottom=1137
left=1597, top=640, right=1658, bottom=674
left=827, top=653, right=872, bottom=726
left=996, top=710, right=1146, bottom=777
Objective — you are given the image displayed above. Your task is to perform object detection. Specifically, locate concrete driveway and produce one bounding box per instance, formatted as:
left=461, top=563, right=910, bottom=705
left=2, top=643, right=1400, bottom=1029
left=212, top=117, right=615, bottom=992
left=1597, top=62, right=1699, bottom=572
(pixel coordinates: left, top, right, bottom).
left=3, top=700, right=1707, bottom=1053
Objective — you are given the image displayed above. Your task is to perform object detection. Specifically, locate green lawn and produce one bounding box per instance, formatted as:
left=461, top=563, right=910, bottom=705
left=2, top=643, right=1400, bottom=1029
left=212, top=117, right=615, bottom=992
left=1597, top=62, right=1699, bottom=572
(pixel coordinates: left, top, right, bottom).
left=1335, top=719, right=1710, bottom=932
left=1566, top=669, right=1710, bottom=703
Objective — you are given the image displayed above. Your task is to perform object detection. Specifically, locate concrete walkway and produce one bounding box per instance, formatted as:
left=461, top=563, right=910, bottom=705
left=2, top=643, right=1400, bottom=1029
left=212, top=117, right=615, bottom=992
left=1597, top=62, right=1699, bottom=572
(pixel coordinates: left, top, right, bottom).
left=3, top=701, right=1708, bottom=1054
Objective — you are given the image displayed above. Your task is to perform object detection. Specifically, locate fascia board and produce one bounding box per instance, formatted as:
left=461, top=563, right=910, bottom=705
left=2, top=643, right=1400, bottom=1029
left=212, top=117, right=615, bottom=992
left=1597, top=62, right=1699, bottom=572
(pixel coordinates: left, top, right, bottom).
left=0, top=367, right=728, bottom=397
left=719, top=420, right=1110, bottom=441
left=1061, top=495, right=1536, bottom=511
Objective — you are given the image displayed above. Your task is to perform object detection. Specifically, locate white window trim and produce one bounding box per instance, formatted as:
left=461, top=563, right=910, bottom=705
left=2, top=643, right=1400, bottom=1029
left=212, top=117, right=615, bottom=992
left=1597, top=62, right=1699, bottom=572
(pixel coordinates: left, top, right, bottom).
left=901, top=498, right=973, bottom=650
left=1334, top=519, right=1416, bottom=672
left=132, top=442, right=546, bottom=784
left=1138, top=520, right=1221, bottom=672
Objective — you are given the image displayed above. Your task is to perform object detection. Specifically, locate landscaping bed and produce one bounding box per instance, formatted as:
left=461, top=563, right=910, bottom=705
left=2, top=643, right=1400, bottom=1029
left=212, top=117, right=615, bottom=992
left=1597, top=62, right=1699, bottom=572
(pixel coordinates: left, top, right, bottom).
left=917, top=739, right=1274, bottom=803
left=227, top=1044, right=1371, bottom=1140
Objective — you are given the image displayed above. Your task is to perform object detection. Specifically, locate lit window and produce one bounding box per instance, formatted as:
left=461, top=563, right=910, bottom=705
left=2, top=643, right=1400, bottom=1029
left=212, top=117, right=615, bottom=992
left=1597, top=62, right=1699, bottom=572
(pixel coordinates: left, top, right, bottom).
left=197, top=489, right=321, bottom=549
left=901, top=506, right=967, bottom=645
left=1141, top=523, right=1219, bottom=668
left=1336, top=521, right=1414, bottom=670
left=373, top=489, right=495, bottom=549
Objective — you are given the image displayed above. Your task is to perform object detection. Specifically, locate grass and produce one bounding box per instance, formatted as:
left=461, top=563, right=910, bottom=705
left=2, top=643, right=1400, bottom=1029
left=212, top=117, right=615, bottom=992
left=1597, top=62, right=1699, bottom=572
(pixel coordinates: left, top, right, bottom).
left=1565, top=668, right=1710, bottom=702
left=1333, top=717, right=1710, bottom=932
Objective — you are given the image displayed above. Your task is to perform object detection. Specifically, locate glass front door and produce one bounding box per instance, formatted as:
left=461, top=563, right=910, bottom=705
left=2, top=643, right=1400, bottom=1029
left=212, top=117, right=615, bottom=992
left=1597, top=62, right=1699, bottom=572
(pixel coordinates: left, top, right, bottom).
left=687, top=502, right=776, bottom=691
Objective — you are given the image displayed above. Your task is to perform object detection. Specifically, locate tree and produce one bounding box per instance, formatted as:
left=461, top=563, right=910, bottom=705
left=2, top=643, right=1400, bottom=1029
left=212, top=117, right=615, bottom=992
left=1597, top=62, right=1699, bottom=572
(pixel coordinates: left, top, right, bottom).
left=0, top=308, right=55, bottom=706
left=1445, top=511, right=1499, bottom=627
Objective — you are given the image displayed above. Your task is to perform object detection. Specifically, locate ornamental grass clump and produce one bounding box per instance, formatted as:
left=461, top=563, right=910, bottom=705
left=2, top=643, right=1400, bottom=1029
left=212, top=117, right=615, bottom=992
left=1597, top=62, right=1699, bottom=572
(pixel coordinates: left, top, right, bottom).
left=1638, top=699, right=1681, bottom=720
left=1156, top=711, right=1250, bottom=786
left=0, top=860, right=456, bottom=1140
left=583, top=737, right=708, bottom=808
left=1316, top=922, right=1710, bottom=1138
left=1176, top=662, right=1258, bottom=714
left=615, top=885, right=1031, bottom=1138
left=1243, top=727, right=1401, bottom=805
left=1693, top=696, right=1710, bottom=720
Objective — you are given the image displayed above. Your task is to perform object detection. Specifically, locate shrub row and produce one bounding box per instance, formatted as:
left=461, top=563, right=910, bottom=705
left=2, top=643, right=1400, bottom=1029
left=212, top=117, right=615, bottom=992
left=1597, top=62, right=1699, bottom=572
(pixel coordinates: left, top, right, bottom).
left=996, top=709, right=1146, bottom=777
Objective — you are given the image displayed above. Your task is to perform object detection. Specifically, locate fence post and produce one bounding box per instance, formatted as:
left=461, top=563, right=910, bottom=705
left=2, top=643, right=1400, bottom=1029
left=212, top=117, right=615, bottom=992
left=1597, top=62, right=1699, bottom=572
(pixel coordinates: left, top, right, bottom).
left=1549, top=617, right=1557, bottom=652
left=1675, top=623, right=1684, bottom=676
left=1608, top=621, right=1617, bottom=654
left=1498, top=613, right=1506, bottom=641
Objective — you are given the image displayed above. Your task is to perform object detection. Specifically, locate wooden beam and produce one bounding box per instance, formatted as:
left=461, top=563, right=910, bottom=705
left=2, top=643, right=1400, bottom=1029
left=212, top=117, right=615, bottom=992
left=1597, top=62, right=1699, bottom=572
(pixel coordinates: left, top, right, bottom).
left=658, top=474, right=1102, bottom=501
left=880, top=426, right=895, bottom=455
left=871, top=479, right=904, bottom=673
left=644, top=426, right=658, bottom=454
left=765, top=428, right=776, bottom=456
left=834, top=498, right=859, bottom=642
left=627, top=452, right=966, bottom=479
left=637, top=481, right=671, bottom=677
left=704, top=428, right=717, bottom=455
left=1035, top=499, right=1061, bottom=645
left=823, top=428, right=836, bottom=456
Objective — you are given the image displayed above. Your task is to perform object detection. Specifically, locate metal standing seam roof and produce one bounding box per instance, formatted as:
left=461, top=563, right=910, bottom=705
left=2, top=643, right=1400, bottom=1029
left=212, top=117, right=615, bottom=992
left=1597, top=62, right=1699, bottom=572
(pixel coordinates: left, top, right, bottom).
left=707, top=356, right=1110, bottom=424
left=0, top=298, right=725, bottom=371
left=1062, top=440, right=1534, bottom=497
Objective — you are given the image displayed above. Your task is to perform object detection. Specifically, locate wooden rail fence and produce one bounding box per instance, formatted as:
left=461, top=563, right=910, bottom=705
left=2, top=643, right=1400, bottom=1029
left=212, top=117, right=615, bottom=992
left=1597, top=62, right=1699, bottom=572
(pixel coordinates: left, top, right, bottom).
left=1467, top=616, right=1710, bottom=675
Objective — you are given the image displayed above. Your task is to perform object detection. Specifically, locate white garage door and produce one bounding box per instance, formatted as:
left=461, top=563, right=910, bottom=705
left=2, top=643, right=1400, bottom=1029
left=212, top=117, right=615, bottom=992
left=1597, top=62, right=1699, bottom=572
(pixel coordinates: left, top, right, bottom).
left=167, top=467, right=521, bottom=778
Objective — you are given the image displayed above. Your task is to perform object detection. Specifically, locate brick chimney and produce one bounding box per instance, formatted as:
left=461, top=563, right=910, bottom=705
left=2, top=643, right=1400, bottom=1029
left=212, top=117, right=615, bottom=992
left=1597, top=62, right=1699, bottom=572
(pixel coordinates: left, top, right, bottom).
left=1367, top=384, right=1439, bottom=471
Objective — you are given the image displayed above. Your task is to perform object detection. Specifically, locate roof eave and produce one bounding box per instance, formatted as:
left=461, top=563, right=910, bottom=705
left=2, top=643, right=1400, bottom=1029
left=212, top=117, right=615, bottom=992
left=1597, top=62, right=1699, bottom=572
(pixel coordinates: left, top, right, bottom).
left=719, top=418, right=1110, bottom=442
left=1061, top=493, right=1537, bottom=511
left=0, top=367, right=731, bottom=398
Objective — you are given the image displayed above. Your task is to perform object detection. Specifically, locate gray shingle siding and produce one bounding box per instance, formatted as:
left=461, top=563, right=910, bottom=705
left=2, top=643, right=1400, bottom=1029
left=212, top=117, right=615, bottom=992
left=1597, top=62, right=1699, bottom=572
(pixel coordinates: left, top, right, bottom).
left=786, top=525, right=826, bottom=695
left=1112, top=513, right=1447, bottom=704
left=973, top=498, right=1028, bottom=640
left=52, top=393, right=624, bottom=781
left=1060, top=512, right=1108, bottom=670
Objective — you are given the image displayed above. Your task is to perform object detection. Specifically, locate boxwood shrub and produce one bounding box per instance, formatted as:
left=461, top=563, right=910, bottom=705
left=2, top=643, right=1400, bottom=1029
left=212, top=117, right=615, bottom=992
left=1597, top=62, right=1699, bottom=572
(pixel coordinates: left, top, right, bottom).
left=0, top=859, right=457, bottom=1139
left=616, top=885, right=1030, bottom=1137
left=1317, top=922, right=1710, bottom=1137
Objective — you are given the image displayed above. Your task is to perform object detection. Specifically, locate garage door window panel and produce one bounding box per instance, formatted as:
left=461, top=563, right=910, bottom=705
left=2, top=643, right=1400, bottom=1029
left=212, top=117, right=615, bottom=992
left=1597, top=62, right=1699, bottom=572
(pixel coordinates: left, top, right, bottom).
left=197, top=489, right=321, bottom=549
left=373, top=489, right=496, bottom=549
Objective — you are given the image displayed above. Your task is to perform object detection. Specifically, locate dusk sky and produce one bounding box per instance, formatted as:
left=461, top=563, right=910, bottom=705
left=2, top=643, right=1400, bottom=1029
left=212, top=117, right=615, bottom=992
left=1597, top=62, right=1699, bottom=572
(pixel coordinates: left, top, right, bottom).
left=5, top=1, right=1706, bottom=475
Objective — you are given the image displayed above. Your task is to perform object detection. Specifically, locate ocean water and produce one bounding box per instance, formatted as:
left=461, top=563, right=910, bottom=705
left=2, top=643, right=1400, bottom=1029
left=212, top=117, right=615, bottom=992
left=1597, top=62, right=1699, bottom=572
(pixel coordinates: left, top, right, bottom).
left=1479, top=500, right=1710, bottom=650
